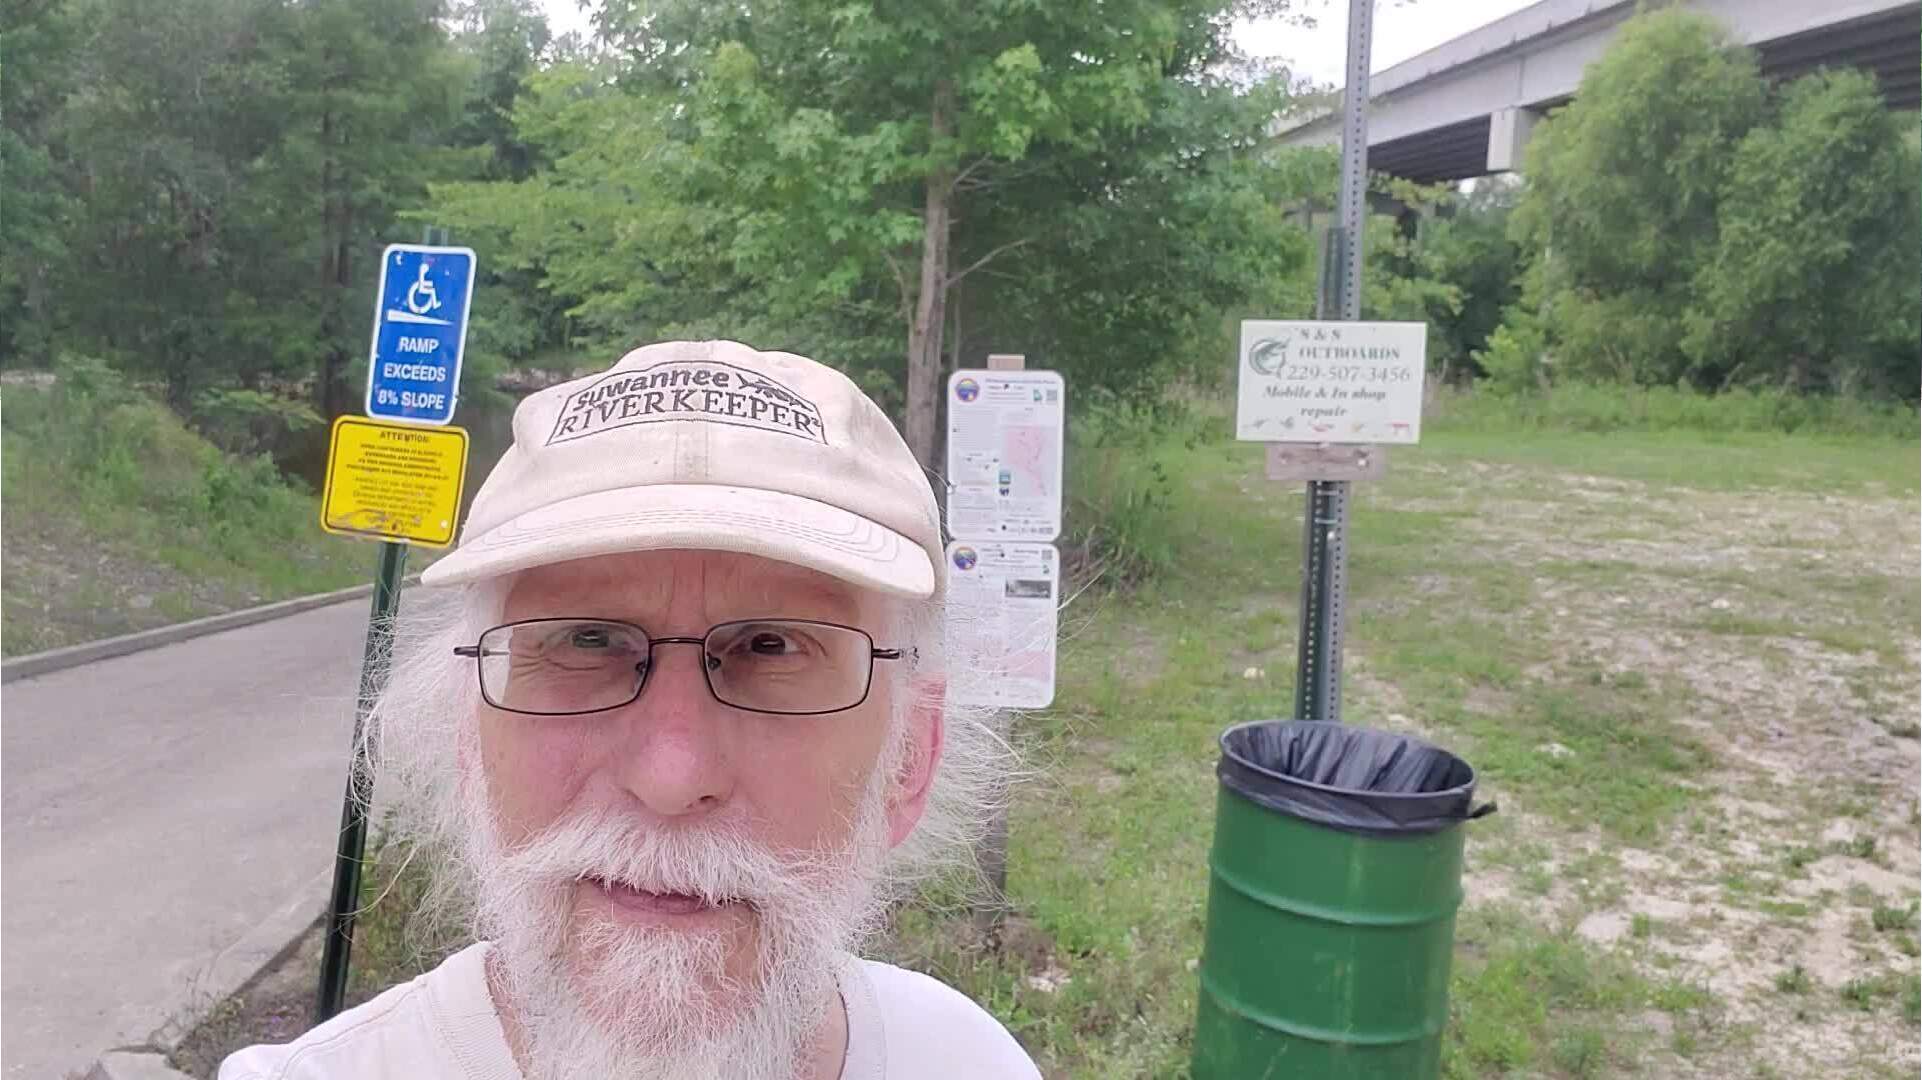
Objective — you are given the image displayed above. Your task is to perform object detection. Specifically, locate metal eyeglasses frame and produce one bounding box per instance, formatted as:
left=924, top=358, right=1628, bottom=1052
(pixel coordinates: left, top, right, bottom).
left=453, top=617, right=905, bottom=717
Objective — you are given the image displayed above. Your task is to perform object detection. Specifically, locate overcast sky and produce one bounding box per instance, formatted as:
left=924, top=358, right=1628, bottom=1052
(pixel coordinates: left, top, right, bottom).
left=535, top=0, right=1543, bottom=87
left=1237, top=0, right=1541, bottom=85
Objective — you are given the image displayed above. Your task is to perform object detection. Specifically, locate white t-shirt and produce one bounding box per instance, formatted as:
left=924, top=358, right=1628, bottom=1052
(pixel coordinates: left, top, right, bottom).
left=219, top=942, right=1040, bottom=1079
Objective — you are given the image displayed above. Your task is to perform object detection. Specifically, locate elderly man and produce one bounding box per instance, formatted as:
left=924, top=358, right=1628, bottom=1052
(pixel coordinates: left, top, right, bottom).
left=223, top=341, right=1038, bottom=1080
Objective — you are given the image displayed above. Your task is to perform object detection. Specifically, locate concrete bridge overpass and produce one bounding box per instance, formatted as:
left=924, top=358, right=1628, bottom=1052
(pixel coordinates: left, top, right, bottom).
left=1275, top=0, right=1921, bottom=183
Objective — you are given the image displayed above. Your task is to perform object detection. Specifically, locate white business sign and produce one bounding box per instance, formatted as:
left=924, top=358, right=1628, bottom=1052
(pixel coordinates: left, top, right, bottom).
left=946, top=370, right=1064, bottom=541
left=945, top=541, right=1058, bottom=709
left=1235, top=320, right=1427, bottom=444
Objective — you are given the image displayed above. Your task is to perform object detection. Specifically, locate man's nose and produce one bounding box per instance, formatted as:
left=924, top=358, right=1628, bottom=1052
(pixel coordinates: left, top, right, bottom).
left=608, top=641, right=735, bottom=818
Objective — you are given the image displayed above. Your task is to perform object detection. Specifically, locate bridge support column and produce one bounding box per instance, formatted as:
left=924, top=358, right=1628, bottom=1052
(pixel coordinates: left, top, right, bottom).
left=1486, top=105, right=1541, bottom=173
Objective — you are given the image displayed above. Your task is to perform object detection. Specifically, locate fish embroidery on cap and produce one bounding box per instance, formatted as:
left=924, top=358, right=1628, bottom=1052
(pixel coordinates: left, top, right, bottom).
left=546, top=359, right=829, bottom=446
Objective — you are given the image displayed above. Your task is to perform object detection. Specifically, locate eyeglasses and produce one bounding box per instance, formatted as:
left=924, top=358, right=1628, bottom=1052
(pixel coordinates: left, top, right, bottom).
left=453, top=618, right=903, bottom=717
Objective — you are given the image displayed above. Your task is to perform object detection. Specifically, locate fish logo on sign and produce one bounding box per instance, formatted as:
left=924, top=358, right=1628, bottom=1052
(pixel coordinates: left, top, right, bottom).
left=1246, top=333, right=1293, bottom=377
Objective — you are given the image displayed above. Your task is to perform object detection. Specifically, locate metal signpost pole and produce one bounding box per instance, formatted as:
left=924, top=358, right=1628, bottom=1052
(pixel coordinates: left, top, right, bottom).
left=314, top=538, right=407, bottom=1021
left=1294, top=0, right=1372, bottom=725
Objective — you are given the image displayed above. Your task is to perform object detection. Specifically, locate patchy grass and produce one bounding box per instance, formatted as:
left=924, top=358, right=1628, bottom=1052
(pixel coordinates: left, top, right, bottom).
left=1776, top=965, right=1813, bottom=994
left=169, top=922, right=326, bottom=1078
left=1874, top=903, right=1919, bottom=934
left=1442, top=904, right=1662, bottom=1079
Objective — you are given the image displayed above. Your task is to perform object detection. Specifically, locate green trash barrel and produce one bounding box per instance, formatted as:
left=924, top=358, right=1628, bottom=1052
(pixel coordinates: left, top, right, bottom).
left=1192, top=720, right=1492, bottom=1079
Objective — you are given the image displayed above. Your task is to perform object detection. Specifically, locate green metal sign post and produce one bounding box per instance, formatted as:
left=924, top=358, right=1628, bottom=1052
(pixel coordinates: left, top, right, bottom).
left=314, top=539, right=407, bottom=1022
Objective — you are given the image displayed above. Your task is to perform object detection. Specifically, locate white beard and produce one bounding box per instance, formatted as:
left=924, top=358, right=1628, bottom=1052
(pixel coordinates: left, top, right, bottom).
left=466, top=774, right=893, bottom=1080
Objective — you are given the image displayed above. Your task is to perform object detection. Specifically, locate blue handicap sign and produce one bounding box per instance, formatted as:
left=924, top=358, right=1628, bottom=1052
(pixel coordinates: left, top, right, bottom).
left=366, top=244, right=476, bottom=425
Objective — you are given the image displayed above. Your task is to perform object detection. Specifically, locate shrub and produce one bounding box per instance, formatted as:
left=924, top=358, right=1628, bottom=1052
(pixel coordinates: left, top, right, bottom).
left=1430, top=381, right=1918, bottom=440
left=1059, top=397, right=1213, bottom=589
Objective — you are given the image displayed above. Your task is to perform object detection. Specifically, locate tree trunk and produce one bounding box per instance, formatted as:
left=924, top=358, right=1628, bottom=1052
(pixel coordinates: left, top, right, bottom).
left=317, top=97, right=340, bottom=419
left=317, top=117, right=357, bottom=420
left=904, top=80, right=954, bottom=469
left=948, top=275, right=963, bottom=372
left=326, top=204, right=352, bottom=417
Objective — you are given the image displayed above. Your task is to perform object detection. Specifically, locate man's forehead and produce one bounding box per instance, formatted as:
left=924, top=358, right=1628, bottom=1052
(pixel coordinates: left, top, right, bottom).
left=501, top=549, right=866, bottom=620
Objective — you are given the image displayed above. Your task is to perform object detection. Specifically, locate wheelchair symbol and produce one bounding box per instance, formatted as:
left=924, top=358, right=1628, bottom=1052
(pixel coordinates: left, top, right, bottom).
left=405, top=263, right=442, bottom=316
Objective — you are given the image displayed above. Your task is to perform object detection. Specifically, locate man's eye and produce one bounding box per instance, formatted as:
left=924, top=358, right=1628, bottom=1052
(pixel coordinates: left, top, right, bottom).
left=747, top=632, right=791, bottom=655
left=569, top=628, right=612, bottom=649
left=721, top=626, right=815, bottom=661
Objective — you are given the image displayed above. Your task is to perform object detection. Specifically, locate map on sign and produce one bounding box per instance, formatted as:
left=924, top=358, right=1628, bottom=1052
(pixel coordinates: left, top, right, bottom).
left=946, top=370, right=1064, bottom=541
left=945, top=541, right=1058, bottom=709
left=320, top=416, right=469, bottom=547
left=1235, top=320, right=1428, bottom=444
left=366, top=244, right=476, bottom=426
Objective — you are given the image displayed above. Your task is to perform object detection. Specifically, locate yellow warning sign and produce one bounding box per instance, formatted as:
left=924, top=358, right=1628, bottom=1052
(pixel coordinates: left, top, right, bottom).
left=321, top=416, right=469, bottom=547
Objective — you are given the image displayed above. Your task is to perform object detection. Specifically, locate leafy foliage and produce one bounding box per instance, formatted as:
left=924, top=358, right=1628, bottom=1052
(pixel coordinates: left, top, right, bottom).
left=1685, top=69, right=1921, bottom=396
left=1, top=0, right=529, bottom=448
left=434, top=0, right=1317, bottom=454
left=1508, top=8, right=1765, bottom=387
left=1493, top=8, right=1919, bottom=398
left=1412, top=182, right=1522, bottom=381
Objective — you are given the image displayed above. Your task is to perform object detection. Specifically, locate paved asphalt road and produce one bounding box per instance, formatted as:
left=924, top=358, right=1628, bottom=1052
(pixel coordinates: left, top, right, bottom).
left=3, top=597, right=375, bottom=1079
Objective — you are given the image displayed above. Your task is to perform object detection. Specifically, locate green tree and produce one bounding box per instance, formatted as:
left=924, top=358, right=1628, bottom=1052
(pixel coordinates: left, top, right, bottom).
left=28, top=0, right=292, bottom=401
left=0, top=1, right=85, bottom=366
left=591, top=0, right=1298, bottom=464
left=265, top=0, right=472, bottom=420
left=919, top=58, right=1315, bottom=410
left=448, top=0, right=554, bottom=182
left=1685, top=69, right=1921, bottom=396
left=1416, top=181, right=1521, bottom=381
left=427, top=0, right=568, bottom=415
left=1509, top=8, right=1765, bottom=385
left=429, top=59, right=767, bottom=355
left=11, top=0, right=473, bottom=432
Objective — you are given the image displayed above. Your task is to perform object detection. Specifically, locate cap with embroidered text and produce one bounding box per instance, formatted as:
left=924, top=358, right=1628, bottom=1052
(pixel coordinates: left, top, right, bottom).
left=419, top=340, right=943, bottom=598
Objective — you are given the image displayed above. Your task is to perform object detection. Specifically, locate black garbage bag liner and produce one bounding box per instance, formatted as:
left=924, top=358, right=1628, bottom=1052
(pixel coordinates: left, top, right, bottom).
left=1218, top=720, right=1495, bottom=837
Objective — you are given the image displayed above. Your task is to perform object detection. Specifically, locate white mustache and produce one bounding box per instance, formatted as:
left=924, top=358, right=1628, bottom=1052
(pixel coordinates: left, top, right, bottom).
left=493, top=808, right=847, bottom=912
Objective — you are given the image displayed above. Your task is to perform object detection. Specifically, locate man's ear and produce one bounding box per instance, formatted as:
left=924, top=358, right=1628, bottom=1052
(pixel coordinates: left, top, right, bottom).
left=886, top=675, right=945, bottom=848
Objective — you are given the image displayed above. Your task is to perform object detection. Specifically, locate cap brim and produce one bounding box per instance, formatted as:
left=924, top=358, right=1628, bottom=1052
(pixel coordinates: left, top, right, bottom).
left=419, top=483, right=936, bottom=598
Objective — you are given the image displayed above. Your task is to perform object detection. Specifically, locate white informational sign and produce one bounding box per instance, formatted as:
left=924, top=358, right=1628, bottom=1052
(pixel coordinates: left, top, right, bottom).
left=945, top=541, right=1058, bottom=709
left=946, top=370, right=1065, bottom=541
left=1235, top=320, right=1427, bottom=444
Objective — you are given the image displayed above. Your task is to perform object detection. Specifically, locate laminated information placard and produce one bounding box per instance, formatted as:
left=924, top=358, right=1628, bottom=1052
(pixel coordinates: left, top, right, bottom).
left=946, top=370, right=1065, bottom=541
left=945, top=541, right=1058, bottom=709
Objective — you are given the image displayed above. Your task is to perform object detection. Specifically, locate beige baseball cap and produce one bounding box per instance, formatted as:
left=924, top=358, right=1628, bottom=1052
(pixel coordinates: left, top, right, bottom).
left=421, top=340, right=942, bottom=598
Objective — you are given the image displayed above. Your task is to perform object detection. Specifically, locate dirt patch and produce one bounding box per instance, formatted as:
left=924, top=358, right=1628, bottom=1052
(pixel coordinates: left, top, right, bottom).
left=1374, top=462, right=1921, bottom=1075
